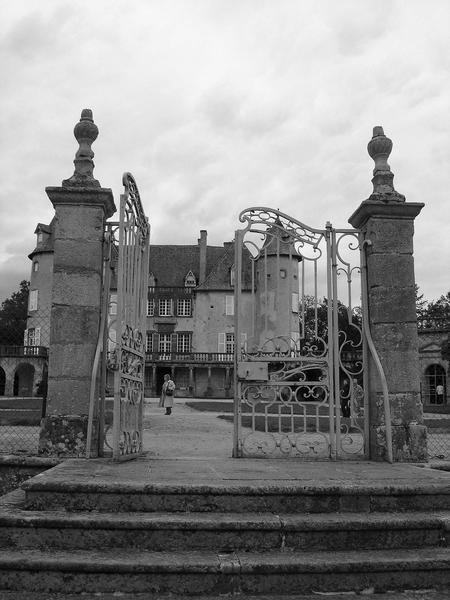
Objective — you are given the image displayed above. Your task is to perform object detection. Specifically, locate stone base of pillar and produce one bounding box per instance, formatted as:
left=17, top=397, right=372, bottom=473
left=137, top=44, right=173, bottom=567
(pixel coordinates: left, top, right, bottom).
left=371, top=424, right=427, bottom=462
left=369, top=391, right=427, bottom=462
left=39, top=415, right=98, bottom=458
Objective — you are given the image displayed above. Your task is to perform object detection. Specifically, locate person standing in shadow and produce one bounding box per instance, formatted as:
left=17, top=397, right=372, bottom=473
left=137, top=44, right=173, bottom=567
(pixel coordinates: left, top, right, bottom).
left=160, top=373, right=176, bottom=415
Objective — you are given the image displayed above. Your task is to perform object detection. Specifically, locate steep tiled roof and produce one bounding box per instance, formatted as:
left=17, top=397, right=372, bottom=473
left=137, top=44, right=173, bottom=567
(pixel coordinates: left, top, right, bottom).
left=149, top=244, right=237, bottom=289
left=149, top=245, right=201, bottom=287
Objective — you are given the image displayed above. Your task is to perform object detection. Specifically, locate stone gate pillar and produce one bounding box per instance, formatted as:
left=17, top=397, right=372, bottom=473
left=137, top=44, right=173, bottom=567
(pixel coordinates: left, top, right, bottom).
left=349, top=126, right=427, bottom=462
left=39, top=109, right=116, bottom=457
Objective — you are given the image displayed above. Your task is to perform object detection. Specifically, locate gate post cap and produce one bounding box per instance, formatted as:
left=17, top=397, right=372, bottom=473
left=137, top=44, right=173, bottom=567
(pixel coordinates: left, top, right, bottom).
left=366, top=126, right=405, bottom=202
left=62, top=108, right=101, bottom=188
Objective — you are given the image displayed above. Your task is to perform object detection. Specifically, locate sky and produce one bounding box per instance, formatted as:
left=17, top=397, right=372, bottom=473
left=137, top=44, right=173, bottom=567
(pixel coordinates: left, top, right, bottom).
left=0, top=0, right=449, bottom=303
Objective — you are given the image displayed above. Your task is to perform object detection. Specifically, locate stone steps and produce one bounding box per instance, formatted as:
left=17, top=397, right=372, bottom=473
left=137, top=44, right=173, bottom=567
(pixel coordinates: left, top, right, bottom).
left=21, top=477, right=450, bottom=513
left=1, top=593, right=449, bottom=600
left=0, top=491, right=448, bottom=552
left=0, top=547, right=450, bottom=595
left=1, top=460, right=450, bottom=596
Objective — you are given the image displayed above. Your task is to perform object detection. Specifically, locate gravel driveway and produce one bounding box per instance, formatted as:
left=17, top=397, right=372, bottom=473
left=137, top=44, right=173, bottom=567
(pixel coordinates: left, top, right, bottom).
left=142, top=398, right=235, bottom=459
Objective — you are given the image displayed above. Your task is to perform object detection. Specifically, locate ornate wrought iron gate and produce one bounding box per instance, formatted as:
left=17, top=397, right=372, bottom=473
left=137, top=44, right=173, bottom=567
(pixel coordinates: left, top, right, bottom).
left=233, top=207, right=368, bottom=459
left=111, top=173, right=150, bottom=460
left=87, top=173, right=149, bottom=460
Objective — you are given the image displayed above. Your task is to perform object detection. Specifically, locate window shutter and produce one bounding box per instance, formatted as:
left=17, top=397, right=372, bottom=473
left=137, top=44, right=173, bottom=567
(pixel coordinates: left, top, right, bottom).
left=225, top=295, right=234, bottom=316
left=24, top=329, right=28, bottom=346
left=29, top=290, right=38, bottom=311
left=35, top=327, right=41, bottom=346
left=218, top=332, right=226, bottom=353
left=240, top=332, right=247, bottom=351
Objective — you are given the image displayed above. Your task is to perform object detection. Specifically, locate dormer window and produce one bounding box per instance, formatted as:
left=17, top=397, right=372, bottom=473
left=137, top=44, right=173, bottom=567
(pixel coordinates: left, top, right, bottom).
left=184, top=270, right=196, bottom=287
left=37, top=232, right=43, bottom=244
left=148, top=272, right=156, bottom=291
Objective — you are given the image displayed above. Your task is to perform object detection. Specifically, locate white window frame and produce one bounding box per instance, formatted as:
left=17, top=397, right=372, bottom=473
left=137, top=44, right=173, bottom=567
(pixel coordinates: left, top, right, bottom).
left=159, top=298, right=173, bottom=317
left=225, top=332, right=235, bottom=354
left=147, top=299, right=155, bottom=316
left=146, top=332, right=154, bottom=353
left=177, top=298, right=192, bottom=317
left=176, top=332, right=191, bottom=353
left=225, top=295, right=234, bottom=316
left=29, top=290, right=38, bottom=312
left=158, top=333, right=172, bottom=354
left=26, top=327, right=41, bottom=346
left=184, top=270, right=196, bottom=287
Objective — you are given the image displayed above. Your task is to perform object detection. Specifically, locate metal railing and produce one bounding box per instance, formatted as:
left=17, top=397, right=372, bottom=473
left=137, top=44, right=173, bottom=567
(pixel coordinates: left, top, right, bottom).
left=145, top=352, right=233, bottom=363
left=0, top=345, right=48, bottom=358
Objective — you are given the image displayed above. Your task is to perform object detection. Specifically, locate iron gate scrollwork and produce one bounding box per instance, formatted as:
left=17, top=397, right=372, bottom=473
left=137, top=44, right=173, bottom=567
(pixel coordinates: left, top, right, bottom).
left=111, top=173, right=150, bottom=460
left=233, top=207, right=368, bottom=460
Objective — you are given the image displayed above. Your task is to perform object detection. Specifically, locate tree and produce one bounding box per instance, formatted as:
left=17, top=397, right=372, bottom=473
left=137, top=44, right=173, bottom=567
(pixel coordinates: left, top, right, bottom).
left=299, top=295, right=362, bottom=349
left=419, top=291, right=450, bottom=330
left=0, top=280, right=29, bottom=345
left=415, top=284, right=427, bottom=320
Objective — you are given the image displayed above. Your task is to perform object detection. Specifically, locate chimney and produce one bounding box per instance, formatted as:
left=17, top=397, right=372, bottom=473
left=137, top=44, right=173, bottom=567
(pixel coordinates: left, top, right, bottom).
left=198, top=230, right=207, bottom=284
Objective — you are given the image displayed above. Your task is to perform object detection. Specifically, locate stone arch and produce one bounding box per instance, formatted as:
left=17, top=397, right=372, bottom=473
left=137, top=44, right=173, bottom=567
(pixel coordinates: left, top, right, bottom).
left=13, top=363, right=35, bottom=397
left=0, top=366, right=5, bottom=396
left=425, top=363, right=447, bottom=405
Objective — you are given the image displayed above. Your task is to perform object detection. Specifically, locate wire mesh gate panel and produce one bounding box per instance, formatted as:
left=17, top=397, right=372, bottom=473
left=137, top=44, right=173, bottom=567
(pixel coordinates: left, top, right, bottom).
left=233, top=207, right=368, bottom=460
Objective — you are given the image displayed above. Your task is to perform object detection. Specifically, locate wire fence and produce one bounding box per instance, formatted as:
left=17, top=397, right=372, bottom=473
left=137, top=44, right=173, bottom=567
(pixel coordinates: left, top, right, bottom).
left=0, top=309, right=50, bottom=455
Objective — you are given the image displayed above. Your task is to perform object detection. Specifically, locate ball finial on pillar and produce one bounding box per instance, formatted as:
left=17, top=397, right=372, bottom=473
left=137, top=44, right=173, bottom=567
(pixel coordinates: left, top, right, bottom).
left=62, top=109, right=101, bottom=188
left=367, top=126, right=404, bottom=202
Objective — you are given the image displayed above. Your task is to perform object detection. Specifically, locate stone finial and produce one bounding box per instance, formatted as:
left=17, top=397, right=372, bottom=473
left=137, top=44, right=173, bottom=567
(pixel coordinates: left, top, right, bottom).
left=367, top=126, right=404, bottom=202
left=62, top=109, right=101, bottom=188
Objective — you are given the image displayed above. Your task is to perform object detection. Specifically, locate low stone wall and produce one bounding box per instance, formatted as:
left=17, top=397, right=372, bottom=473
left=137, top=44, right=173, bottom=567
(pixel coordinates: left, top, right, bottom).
left=0, top=455, right=59, bottom=495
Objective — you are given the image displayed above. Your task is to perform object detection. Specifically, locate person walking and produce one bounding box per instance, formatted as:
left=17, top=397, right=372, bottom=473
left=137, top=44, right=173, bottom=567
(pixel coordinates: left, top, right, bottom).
left=161, top=373, right=176, bottom=415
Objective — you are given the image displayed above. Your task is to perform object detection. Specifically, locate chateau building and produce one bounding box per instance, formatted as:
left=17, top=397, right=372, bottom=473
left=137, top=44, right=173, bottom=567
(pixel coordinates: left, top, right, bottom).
left=0, top=221, right=448, bottom=407
left=142, top=230, right=244, bottom=397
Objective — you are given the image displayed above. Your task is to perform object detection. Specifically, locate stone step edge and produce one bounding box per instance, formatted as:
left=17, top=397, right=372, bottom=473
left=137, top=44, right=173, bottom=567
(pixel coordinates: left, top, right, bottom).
left=0, top=593, right=449, bottom=600
left=0, top=547, right=450, bottom=574
left=1, top=507, right=450, bottom=532
left=21, top=478, right=450, bottom=496
left=2, top=491, right=450, bottom=531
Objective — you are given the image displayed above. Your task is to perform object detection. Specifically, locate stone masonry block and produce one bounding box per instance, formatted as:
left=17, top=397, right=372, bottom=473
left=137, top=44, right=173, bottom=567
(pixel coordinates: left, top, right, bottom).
left=53, top=239, right=103, bottom=273
left=50, top=306, right=100, bottom=344
left=371, top=392, right=423, bottom=426
left=46, top=378, right=91, bottom=414
left=370, top=322, right=420, bottom=351
left=366, top=254, right=415, bottom=289
left=368, top=350, right=420, bottom=392
left=371, top=424, right=427, bottom=462
left=49, top=343, right=96, bottom=379
left=364, top=218, right=414, bottom=254
left=52, top=272, right=101, bottom=307
left=53, top=205, right=105, bottom=242
left=369, top=286, right=416, bottom=323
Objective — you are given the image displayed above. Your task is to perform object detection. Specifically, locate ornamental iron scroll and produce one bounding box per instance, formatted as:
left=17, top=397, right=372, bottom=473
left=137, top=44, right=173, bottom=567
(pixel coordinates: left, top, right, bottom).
left=233, top=207, right=369, bottom=460
left=112, top=173, right=150, bottom=461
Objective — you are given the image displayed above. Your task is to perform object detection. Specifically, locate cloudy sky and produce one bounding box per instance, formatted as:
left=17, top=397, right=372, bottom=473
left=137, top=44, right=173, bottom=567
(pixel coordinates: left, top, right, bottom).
left=1, top=0, right=449, bottom=303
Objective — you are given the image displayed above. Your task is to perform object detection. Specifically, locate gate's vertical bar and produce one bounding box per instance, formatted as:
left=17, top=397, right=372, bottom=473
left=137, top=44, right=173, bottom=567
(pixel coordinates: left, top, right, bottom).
left=331, top=226, right=341, bottom=459
left=360, top=232, right=370, bottom=459
left=139, top=219, right=150, bottom=455
left=113, top=193, right=127, bottom=460
left=325, top=222, right=336, bottom=458
left=98, top=230, right=112, bottom=456
left=233, top=229, right=244, bottom=457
